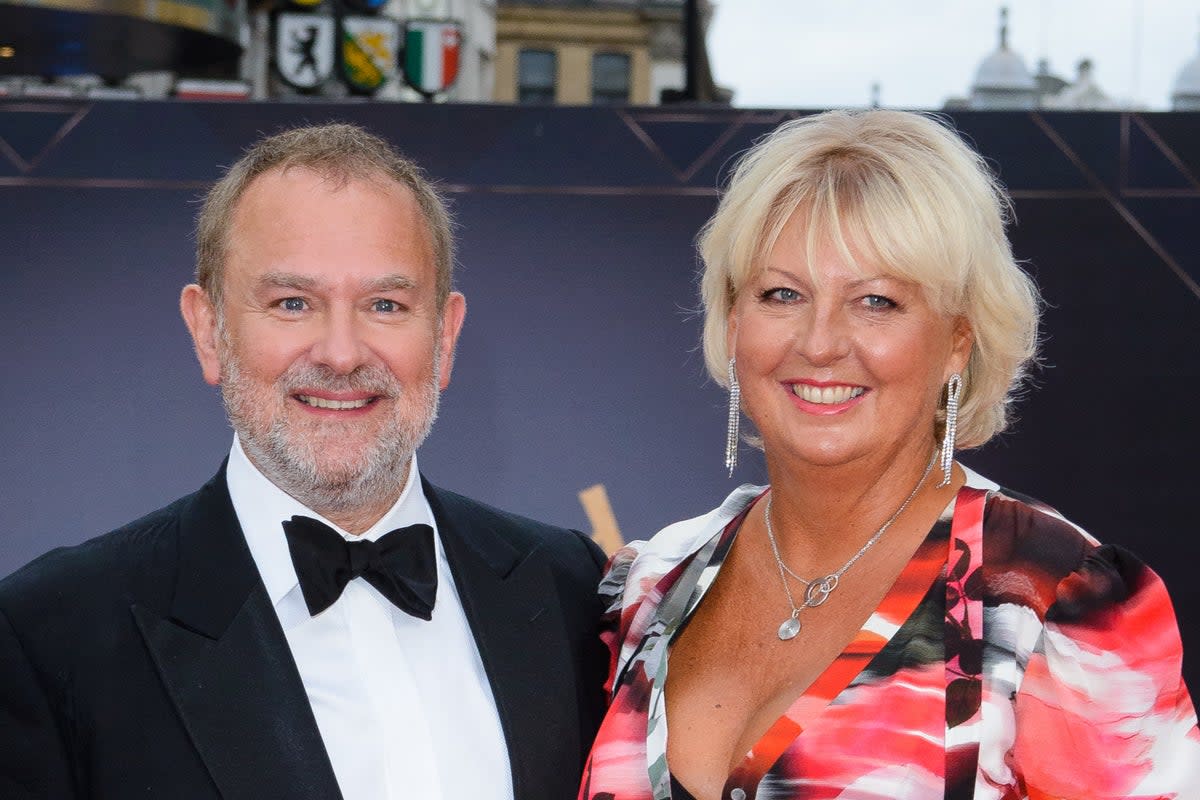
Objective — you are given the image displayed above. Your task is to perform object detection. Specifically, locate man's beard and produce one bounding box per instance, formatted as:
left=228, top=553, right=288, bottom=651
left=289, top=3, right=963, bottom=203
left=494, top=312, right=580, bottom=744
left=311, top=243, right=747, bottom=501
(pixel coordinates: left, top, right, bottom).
left=217, top=330, right=441, bottom=517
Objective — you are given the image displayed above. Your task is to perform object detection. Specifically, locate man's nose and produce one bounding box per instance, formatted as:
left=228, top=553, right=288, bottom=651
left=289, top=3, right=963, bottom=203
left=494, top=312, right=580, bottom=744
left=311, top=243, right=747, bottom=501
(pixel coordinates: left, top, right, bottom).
left=309, top=308, right=371, bottom=375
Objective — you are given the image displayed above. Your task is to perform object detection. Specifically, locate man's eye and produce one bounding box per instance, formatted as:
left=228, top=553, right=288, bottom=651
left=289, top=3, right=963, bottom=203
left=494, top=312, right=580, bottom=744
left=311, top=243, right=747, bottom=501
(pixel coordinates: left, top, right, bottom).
left=280, top=297, right=307, bottom=312
left=372, top=299, right=400, bottom=313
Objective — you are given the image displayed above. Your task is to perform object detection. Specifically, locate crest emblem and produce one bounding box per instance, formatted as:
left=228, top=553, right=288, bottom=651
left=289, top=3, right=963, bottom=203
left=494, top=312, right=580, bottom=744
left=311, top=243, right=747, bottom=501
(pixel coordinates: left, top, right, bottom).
left=402, top=20, right=462, bottom=96
left=341, top=16, right=400, bottom=94
left=275, top=13, right=335, bottom=89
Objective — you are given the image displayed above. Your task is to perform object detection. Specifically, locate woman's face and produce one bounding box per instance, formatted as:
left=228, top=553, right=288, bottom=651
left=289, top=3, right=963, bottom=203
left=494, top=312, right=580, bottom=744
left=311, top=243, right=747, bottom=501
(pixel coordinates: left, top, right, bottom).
left=728, top=211, right=972, bottom=472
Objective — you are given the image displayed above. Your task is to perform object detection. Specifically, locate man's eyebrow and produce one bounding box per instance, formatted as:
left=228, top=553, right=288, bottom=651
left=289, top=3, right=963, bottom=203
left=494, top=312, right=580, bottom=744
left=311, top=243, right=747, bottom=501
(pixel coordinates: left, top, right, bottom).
left=362, top=274, right=418, bottom=293
left=253, top=273, right=419, bottom=293
left=257, top=272, right=317, bottom=292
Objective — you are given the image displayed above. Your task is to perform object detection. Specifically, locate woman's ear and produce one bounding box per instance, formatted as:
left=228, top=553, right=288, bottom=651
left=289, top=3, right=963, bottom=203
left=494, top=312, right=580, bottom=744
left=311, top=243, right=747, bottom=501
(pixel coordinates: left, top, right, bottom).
left=948, top=315, right=974, bottom=378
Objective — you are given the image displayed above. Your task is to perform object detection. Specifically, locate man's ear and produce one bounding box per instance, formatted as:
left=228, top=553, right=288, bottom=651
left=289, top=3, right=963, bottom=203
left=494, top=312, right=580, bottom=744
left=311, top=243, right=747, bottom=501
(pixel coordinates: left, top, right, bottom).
left=436, top=292, right=466, bottom=391
left=180, top=284, right=222, bottom=386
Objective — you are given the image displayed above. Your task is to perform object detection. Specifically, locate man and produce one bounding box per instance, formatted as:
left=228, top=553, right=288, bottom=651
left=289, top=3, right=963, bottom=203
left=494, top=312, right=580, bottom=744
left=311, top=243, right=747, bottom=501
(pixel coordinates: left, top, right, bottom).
left=0, top=123, right=608, bottom=799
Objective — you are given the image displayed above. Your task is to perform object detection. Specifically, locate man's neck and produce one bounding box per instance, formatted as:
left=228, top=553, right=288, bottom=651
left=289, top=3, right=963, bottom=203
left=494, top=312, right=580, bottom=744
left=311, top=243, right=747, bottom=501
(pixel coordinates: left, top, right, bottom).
left=299, top=456, right=412, bottom=536
left=320, top=489, right=405, bottom=536
left=236, top=438, right=414, bottom=536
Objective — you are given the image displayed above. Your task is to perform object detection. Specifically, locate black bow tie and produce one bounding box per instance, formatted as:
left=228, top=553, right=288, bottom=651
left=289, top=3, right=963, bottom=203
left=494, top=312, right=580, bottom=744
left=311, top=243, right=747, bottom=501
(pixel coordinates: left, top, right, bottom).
left=282, top=515, right=438, bottom=619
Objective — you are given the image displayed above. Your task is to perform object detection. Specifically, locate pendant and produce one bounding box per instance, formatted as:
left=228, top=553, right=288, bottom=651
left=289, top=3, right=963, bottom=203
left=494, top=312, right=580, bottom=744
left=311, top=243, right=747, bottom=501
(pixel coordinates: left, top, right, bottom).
left=805, top=574, right=839, bottom=607
left=778, top=614, right=801, bottom=640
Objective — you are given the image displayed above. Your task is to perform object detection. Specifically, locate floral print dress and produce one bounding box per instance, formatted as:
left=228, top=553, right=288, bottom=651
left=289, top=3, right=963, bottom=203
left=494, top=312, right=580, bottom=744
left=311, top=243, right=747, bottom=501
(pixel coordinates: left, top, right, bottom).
left=578, top=469, right=1200, bottom=800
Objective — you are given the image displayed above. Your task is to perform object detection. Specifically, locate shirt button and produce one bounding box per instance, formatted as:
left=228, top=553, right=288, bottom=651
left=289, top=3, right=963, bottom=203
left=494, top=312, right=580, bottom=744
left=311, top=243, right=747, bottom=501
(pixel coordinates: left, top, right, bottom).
left=730, top=789, right=746, bottom=800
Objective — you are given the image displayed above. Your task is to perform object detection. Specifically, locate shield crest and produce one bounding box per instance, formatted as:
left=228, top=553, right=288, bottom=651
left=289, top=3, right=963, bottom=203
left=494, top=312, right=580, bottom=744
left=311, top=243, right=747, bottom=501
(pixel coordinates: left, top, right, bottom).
left=275, top=13, right=335, bottom=90
left=402, top=19, right=462, bottom=96
left=341, top=16, right=400, bottom=94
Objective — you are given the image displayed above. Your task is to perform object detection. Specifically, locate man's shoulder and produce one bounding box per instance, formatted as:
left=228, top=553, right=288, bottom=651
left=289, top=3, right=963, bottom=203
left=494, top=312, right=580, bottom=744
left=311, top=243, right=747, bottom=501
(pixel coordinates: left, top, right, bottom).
left=0, top=490, right=197, bottom=621
left=424, top=482, right=605, bottom=572
left=429, top=483, right=571, bottom=538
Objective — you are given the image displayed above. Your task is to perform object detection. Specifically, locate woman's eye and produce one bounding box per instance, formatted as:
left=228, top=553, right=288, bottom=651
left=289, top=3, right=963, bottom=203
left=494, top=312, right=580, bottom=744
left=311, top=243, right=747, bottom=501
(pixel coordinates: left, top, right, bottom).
left=372, top=299, right=400, bottom=313
left=763, top=287, right=801, bottom=303
left=862, top=294, right=897, bottom=310
left=280, top=297, right=307, bottom=312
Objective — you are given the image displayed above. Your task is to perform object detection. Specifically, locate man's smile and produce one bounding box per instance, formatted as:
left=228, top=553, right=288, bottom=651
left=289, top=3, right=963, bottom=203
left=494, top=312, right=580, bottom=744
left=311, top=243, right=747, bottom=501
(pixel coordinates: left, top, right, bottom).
left=294, top=393, right=381, bottom=411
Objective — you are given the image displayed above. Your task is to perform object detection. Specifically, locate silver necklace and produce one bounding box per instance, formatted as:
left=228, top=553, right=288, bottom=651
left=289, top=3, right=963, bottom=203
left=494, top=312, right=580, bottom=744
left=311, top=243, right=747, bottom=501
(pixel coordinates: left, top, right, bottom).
left=764, top=451, right=937, bottom=641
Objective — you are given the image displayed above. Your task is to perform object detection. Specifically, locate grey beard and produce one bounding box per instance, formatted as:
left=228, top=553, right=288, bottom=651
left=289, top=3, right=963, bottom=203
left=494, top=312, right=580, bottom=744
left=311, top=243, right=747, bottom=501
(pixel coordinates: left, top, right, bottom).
left=241, top=404, right=430, bottom=517
left=217, top=330, right=440, bottom=518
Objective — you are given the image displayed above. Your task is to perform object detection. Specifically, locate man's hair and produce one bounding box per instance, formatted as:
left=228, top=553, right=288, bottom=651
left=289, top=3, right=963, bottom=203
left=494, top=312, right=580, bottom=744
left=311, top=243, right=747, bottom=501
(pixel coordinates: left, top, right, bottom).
left=195, top=122, right=453, bottom=307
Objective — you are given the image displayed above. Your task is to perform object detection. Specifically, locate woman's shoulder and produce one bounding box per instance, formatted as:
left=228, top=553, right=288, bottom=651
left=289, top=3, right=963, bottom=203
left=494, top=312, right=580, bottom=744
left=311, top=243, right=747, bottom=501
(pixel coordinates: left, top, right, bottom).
left=960, top=470, right=1200, bottom=794
left=962, top=467, right=1106, bottom=609
left=960, top=462, right=1190, bottom=644
left=599, top=484, right=765, bottom=613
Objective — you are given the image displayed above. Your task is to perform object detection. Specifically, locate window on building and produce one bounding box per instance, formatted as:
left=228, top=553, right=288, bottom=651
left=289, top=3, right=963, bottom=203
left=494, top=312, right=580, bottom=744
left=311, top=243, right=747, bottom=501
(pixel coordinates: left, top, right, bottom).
left=592, top=52, right=630, bottom=105
left=517, top=49, right=556, bottom=104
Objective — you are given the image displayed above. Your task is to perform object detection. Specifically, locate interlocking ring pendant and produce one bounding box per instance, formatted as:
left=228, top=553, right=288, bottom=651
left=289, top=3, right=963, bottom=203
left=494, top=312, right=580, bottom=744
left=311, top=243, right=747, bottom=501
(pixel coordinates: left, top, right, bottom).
left=804, top=574, right=839, bottom=607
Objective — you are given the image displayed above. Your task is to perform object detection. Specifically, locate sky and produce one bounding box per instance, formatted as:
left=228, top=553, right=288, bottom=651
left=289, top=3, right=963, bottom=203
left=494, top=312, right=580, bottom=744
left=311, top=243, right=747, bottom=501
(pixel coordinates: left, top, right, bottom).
left=708, top=1, right=1200, bottom=110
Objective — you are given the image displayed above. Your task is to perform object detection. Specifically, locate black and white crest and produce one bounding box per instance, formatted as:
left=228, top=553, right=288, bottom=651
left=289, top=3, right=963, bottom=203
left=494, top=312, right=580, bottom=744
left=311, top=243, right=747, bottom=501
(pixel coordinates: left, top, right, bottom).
left=275, top=13, right=336, bottom=90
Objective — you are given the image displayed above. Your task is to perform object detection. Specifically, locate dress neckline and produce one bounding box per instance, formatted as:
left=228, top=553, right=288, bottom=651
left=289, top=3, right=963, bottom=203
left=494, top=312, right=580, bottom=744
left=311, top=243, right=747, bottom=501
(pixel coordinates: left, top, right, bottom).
left=664, top=490, right=959, bottom=798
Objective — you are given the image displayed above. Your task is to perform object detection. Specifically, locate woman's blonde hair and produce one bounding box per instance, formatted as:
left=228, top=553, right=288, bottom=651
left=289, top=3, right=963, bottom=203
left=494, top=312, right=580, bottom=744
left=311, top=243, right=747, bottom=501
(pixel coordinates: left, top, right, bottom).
left=698, top=109, right=1040, bottom=449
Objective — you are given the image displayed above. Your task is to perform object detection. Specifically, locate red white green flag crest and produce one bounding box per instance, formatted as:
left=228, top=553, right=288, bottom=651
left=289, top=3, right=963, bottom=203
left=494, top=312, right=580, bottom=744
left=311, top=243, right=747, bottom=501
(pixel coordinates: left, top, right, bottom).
left=403, top=20, right=462, bottom=97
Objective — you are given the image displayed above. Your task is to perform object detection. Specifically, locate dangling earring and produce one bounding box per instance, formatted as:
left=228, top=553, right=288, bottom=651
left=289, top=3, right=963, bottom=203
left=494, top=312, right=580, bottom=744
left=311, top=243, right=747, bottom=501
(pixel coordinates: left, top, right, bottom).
left=938, top=373, right=963, bottom=488
left=725, top=357, right=740, bottom=476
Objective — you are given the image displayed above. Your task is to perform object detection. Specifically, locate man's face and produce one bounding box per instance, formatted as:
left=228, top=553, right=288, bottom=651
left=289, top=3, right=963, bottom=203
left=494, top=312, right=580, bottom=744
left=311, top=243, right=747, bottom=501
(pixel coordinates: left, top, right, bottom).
left=182, top=167, right=465, bottom=515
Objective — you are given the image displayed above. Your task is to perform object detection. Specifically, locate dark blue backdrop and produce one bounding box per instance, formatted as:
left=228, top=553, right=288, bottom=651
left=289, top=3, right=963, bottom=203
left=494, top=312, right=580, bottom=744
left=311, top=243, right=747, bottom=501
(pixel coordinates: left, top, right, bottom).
left=2, top=101, right=1198, bottom=689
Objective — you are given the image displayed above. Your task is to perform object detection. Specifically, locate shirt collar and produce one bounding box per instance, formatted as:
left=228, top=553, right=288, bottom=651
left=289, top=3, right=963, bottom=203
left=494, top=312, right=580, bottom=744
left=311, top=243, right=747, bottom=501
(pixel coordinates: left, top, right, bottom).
left=226, top=435, right=433, bottom=607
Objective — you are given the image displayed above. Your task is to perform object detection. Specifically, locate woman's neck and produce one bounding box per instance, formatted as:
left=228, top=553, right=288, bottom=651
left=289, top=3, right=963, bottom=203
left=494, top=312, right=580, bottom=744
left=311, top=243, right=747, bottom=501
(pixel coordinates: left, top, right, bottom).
left=760, top=442, right=945, bottom=569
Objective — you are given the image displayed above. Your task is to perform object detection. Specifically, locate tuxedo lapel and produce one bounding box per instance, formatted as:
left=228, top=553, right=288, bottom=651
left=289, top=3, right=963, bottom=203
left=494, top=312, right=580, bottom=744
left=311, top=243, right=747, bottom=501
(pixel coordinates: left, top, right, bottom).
left=134, top=469, right=342, bottom=800
left=426, top=480, right=581, bottom=800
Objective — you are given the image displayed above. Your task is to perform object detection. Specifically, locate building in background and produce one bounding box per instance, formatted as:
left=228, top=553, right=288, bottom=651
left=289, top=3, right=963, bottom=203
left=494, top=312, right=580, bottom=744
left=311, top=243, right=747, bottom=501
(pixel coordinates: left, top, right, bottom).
left=3, top=0, right=1196, bottom=110
left=961, top=7, right=1038, bottom=109
left=1043, top=59, right=1119, bottom=110
left=0, top=0, right=496, bottom=100
left=1173, top=24, right=1200, bottom=110
left=944, top=6, right=1131, bottom=111
left=493, top=0, right=723, bottom=105
left=0, top=0, right=244, bottom=98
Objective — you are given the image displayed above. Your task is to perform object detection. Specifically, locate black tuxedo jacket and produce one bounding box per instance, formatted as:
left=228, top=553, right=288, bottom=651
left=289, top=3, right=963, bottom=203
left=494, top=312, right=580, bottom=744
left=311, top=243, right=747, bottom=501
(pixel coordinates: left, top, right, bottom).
left=0, top=468, right=609, bottom=799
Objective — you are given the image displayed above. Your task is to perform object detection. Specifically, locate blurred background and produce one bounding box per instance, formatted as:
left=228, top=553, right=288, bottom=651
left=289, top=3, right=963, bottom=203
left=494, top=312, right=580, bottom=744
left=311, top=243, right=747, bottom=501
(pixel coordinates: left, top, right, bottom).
left=2, top=1, right=1198, bottom=108
left=2, top=2, right=1199, bottom=692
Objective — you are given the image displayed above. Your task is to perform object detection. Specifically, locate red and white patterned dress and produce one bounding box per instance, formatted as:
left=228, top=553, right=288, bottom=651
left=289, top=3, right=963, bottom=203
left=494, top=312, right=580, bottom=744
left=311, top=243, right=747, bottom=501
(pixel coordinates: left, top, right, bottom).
left=578, top=469, right=1200, bottom=800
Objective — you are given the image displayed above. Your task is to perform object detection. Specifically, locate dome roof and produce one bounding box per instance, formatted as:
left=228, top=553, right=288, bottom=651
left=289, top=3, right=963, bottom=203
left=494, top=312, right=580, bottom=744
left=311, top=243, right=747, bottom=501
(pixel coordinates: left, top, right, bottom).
left=974, top=48, right=1037, bottom=91
left=971, top=8, right=1036, bottom=92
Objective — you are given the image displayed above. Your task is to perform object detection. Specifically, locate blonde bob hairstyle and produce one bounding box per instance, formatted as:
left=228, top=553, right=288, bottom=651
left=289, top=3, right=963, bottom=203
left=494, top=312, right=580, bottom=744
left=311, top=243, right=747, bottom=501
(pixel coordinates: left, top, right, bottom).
left=698, top=109, right=1040, bottom=450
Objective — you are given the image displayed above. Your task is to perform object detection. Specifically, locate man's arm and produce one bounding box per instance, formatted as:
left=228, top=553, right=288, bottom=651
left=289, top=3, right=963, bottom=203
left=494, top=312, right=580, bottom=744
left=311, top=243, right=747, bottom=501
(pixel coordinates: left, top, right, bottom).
left=0, top=607, right=76, bottom=799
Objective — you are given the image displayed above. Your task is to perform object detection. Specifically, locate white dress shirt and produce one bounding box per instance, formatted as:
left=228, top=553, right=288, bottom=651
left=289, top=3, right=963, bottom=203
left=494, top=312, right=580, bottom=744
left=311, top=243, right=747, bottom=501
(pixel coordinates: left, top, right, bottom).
left=226, top=437, right=513, bottom=800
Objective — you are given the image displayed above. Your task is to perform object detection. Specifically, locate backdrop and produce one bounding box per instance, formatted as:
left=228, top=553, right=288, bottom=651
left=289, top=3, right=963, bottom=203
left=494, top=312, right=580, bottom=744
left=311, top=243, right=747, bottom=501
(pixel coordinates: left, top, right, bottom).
left=2, top=101, right=1198, bottom=689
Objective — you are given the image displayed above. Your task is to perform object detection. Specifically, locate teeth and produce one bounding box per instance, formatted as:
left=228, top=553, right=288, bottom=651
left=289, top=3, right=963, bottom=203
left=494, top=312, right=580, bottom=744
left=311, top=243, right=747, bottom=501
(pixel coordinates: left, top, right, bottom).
left=298, top=395, right=372, bottom=410
left=792, top=384, right=865, bottom=405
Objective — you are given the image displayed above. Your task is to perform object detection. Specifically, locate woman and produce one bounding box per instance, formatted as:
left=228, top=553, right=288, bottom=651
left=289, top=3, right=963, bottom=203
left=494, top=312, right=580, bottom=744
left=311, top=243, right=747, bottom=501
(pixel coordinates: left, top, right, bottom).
left=578, top=110, right=1199, bottom=800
